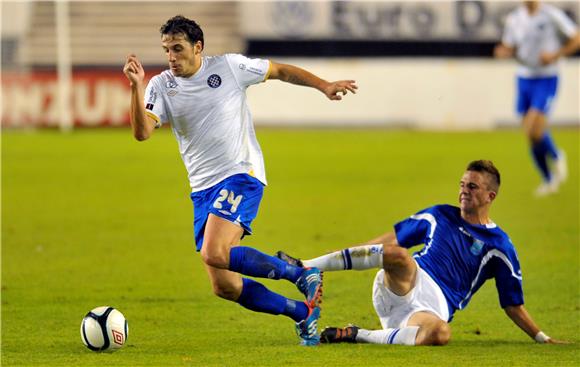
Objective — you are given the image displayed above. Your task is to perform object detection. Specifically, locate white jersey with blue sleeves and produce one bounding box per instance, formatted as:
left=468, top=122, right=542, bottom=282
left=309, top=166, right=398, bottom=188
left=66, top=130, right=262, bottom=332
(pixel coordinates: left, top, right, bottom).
left=144, top=54, right=270, bottom=192
left=394, top=205, right=524, bottom=320
left=502, top=4, right=577, bottom=77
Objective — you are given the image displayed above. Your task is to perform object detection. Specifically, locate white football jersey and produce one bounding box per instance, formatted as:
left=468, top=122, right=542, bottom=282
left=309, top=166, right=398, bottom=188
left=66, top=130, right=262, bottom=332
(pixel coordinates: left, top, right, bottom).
left=144, top=54, right=270, bottom=192
left=502, top=4, right=577, bottom=77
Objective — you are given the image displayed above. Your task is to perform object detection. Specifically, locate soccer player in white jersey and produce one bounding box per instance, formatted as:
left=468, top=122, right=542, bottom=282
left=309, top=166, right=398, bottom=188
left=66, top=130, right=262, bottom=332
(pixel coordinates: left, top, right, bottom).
left=122, top=16, right=357, bottom=346
left=277, top=160, right=568, bottom=346
left=494, top=1, right=580, bottom=196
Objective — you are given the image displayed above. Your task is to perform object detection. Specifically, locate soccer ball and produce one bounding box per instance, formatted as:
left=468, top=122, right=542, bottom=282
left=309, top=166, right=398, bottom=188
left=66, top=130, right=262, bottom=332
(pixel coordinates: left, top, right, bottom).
left=80, top=306, right=128, bottom=352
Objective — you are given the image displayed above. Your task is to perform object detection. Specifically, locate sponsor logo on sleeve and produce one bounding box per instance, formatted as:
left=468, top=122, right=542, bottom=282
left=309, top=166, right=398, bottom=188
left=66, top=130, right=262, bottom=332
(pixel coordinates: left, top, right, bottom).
left=247, top=66, right=265, bottom=76
left=145, top=103, right=154, bottom=111
left=239, top=62, right=263, bottom=76
left=147, top=89, right=157, bottom=103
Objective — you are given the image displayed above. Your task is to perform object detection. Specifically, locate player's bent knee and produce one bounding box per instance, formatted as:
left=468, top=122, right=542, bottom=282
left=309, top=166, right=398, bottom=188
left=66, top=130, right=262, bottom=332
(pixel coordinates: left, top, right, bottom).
left=383, top=245, right=412, bottom=267
left=429, top=323, right=451, bottom=346
left=416, top=321, right=451, bottom=346
left=200, top=247, right=229, bottom=269
left=211, top=283, right=239, bottom=301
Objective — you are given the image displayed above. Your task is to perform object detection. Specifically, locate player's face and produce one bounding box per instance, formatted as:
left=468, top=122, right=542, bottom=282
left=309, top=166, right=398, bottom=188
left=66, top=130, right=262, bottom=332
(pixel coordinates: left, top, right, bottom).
left=458, top=171, right=496, bottom=214
left=161, top=33, right=201, bottom=77
left=523, top=1, right=539, bottom=10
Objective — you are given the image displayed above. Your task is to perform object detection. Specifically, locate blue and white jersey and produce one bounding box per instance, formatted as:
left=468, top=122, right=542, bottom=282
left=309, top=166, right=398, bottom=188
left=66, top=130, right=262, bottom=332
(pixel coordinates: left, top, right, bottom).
left=394, top=205, right=524, bottom=320
left=502, top=4, right=578, bottom=77
left=144, top=54, right=271, bottom=192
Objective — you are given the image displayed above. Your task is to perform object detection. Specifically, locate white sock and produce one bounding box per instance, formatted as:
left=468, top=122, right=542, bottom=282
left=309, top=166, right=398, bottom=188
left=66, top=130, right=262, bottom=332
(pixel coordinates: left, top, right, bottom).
left=355, top=327, right=419, bottom=345
left=302, top=244, right=383, bottom=271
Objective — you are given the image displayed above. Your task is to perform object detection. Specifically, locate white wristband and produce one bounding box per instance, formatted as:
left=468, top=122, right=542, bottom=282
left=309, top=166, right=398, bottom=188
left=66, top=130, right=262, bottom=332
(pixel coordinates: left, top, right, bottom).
left=534, top=331, right=550, bottom=343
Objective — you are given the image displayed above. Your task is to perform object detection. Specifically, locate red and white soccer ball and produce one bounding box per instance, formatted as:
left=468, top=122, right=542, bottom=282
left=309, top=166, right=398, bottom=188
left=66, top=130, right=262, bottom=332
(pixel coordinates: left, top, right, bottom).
left=80, top=306, right=128, bottom=352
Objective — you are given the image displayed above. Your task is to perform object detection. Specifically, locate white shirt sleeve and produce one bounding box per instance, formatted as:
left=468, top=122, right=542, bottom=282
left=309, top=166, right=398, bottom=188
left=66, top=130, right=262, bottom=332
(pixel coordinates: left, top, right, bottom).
left=547, top=6, right=578, bottom=39
left=144, top=76, right=167, bottom=126
left=502, top=14, right=517, bottom=47
left=225, top=54, right=271, bottom=89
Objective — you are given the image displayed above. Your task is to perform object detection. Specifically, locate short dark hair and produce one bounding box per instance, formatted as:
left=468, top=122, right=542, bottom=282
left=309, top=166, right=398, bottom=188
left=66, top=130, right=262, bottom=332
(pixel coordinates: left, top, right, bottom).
left=160, top=15, right=204, bottom=49
left=466, top=160, right=501, bottom=192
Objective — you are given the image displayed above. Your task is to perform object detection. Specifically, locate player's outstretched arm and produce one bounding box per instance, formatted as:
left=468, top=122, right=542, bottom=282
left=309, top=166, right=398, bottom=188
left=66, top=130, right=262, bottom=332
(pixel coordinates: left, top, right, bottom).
left=123, top=54, right=157, bottom=141
left=540, top=32, right=580, bottom=65
left=493, top=43, right=515, bottom=59
left=267, top=61, right=357, bottom=101
left=504, top=305, right=570, bottom=344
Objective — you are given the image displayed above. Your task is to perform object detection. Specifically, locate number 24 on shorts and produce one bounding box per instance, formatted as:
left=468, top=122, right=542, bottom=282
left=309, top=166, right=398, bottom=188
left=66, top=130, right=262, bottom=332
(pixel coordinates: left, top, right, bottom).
left=213, top=189, right=243, bottom=213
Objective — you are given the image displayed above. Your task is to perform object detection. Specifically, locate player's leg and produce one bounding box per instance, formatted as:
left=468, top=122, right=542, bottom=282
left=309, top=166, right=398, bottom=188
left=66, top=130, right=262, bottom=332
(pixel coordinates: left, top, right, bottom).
left=524, top=77, right=566, bottom=195
left=321, top=268, right=424, bottom=346
left=194, top=175, right=322, bottom=344
left=322, top=266, right=450, bottom=346
left=324, top=312, right=449, bottom=346
left=518, top=78, right=550, bottom=184
left=201, top=221, right=320, bottom=345
left=194, top=174, right=321, bottom=303
left=322, top=325, right=420, bottom=345
left=277, top=233, right=404, bottom=273
left=201, top=214, right=298, bottom=279
left=277, top=232, right=398, bottom=271
left=203, top=262, right=309, bottom=322
left=283, top=244, right=384, bottom=271
left=381, top=243, right=417, bottom=296
left=202, top=214, right=322, bottom=307
left=524, top=109, right=552, bottom=184
left=406, top=311, right=450, bottom=345
left=292, top=240, right=417, bottom=293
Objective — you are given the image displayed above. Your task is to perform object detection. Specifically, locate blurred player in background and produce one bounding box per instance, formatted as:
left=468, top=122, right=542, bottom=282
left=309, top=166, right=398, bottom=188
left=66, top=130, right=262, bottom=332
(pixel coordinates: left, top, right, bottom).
left=277, top=160, right=568, bottom=346
left=122, top=15, right=357, bottom=346
left=494, top=1, right=580, bottom=196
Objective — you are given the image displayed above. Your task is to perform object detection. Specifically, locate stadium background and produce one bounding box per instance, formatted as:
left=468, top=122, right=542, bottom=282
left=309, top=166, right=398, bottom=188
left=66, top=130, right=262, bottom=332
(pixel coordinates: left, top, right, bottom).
left=1, top=1, right=579, bottom=366
left=2, top=0, right=578, bottom=129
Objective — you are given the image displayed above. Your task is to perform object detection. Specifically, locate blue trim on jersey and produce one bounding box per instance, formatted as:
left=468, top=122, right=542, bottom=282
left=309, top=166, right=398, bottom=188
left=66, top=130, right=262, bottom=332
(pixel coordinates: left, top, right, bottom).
left=394, top=205, right=524, bottom=320
left=190, top=173, right=264, bottom=251
left=516, top=76, right=558, bottom=115
left=457, top=249, right=522, bottom=310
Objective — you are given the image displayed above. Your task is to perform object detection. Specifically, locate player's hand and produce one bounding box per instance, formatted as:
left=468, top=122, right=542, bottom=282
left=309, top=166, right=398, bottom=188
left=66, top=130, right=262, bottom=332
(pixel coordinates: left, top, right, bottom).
left=539, top=51, right=559, bottom=65
left=545, top=338, right=572, bottom=344
left=323, top=80, right=358, bottom=101
left=123, top=54, right=145, bottom=87
left=493, top=44, right=514, bottom=59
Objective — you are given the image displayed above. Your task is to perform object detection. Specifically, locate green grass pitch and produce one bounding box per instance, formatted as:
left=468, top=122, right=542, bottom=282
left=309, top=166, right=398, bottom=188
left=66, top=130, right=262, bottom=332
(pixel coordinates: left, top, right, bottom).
left=2, top=128, right=578, bottom=366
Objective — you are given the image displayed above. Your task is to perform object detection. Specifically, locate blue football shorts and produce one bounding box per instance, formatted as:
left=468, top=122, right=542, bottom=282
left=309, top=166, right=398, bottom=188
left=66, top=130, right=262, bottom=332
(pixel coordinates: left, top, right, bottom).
left=516, top=75, right=558, bottom=115
left=190, top=173, right=264, bottom=251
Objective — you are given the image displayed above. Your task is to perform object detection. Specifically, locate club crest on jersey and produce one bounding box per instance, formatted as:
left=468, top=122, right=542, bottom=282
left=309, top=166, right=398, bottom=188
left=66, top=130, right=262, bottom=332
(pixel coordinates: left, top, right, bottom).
left=207, top=74, right=222, bottom=88
left=470, top=239, right=485, bottom=256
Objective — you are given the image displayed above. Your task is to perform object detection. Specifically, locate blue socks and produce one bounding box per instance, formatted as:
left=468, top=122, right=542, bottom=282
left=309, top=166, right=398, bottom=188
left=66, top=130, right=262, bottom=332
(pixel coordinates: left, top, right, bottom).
left=229, top=246, right=304, bottom=283
left=531, top=132, right=559, bottom=182
left=227, top=247, right=309, bottom=321
left=237, top=278, right=308, bottom=322
left=541, top=132, right=559, bottom=160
